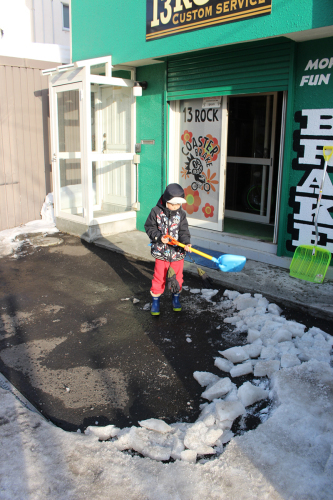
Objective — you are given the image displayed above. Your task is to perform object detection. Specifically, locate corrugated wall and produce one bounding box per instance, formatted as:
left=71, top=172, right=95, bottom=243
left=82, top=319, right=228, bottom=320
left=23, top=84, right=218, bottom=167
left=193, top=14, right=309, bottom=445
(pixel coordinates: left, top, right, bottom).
left=166, top=38, right=293, bottom=100
left=0, top=56, right=53, bottom=231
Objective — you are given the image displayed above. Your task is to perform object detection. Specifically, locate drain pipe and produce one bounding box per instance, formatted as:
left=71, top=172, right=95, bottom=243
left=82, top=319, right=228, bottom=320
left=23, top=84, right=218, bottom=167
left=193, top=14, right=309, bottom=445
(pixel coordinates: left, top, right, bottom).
left=132, top=154, right=140, bottom=211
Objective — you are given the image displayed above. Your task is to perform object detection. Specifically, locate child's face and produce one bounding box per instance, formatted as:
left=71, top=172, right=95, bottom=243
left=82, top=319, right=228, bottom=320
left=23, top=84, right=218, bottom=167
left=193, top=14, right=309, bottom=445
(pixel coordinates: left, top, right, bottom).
left=166, top=202, right=181, bottom=211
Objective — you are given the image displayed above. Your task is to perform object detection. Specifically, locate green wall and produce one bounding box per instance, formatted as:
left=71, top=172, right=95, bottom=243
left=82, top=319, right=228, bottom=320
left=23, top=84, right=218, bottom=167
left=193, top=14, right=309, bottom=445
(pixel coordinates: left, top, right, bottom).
left=136, top=63, right=167, bottom=231
left=281, top=37, right=333, bottom=258
left=71, top=0, right=333, bottom=65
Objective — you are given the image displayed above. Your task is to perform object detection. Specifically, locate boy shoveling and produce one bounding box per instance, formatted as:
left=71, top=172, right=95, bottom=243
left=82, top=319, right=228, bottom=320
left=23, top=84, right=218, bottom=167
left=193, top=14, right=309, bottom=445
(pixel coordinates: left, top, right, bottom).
left=144, top=183, right=192, bottom=315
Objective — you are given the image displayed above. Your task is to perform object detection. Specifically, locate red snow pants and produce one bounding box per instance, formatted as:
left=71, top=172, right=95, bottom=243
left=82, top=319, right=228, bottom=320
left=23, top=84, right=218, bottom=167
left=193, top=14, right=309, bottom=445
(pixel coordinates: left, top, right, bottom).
left=150, top=259, right=184, bottom=296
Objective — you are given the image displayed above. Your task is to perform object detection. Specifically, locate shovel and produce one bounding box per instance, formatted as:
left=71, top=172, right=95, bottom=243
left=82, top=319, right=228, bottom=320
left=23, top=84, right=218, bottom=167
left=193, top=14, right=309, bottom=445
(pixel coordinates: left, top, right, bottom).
left=165, top=235, right=246, bottom=273
left=289, top=145, right=333, bottom=283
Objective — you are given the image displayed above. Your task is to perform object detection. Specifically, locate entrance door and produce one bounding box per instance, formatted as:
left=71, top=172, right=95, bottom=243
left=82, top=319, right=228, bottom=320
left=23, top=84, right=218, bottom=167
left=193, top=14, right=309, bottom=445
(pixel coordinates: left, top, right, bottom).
left=170, top=97, right=228, bottom=231
left=170, top=92, right=282, bottom=240
left=91, top=84, right=135, bottom=218
left=225, top=93, right=277, bottom=224
left=51, top=83, right=86, bottom=222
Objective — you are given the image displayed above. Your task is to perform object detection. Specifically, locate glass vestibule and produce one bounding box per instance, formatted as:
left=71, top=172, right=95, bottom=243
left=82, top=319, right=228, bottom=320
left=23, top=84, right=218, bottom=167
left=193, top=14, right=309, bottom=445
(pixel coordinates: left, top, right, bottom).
left=170, top=92, right=283, bottom=242
left=49, top=58, right=137, bottom=229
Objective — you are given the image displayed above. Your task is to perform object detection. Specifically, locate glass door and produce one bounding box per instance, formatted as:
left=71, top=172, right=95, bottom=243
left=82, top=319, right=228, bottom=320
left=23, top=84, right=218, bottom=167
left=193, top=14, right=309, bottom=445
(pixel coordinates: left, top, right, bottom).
left=225, top=93, right=277, bottom=224
left=90, top=83, right=135, bottom=219
left=170, top=97, right=228, bottom=231
left=52, top=83, right=86, bottom=222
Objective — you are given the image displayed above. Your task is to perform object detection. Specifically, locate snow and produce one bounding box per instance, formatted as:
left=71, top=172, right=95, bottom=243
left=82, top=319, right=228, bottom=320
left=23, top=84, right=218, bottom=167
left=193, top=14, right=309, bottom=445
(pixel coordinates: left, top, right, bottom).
left=0, top=193, right=58, bottom=258
left=1, top=219, right=333, bottom=498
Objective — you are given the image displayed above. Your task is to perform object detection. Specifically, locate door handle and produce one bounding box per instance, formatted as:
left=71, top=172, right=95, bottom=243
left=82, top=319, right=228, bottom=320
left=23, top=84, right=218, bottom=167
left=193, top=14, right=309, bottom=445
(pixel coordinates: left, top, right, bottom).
left=52, top=154, right=57, bottom=162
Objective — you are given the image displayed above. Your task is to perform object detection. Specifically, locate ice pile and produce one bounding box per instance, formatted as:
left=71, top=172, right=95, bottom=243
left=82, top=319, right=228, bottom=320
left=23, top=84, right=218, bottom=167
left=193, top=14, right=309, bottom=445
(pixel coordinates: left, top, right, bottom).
left=219, top=290, right=333, bottom=379
left=85, top=289, right=333, bottom=464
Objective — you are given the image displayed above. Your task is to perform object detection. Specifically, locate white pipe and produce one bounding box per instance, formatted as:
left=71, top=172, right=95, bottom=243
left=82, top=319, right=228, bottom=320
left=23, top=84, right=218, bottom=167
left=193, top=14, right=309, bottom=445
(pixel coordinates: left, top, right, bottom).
left=42, top=0, right=45, bottom=43
left=51, top=0, right=55, bottom=44
left=32, top=0, right=36, bottom=42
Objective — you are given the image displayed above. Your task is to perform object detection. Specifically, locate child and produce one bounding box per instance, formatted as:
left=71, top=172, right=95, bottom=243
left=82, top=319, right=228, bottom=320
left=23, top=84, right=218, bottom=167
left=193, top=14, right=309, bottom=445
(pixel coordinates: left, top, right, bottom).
left=144, top=183, right=192, bottom=316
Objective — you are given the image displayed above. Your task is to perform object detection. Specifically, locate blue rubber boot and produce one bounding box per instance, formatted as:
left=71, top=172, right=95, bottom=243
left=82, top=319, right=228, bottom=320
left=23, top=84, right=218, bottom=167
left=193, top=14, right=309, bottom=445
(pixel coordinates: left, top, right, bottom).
left=151, top=297, right=160, bottom=316
left=172, top=293, right=181, bottom=312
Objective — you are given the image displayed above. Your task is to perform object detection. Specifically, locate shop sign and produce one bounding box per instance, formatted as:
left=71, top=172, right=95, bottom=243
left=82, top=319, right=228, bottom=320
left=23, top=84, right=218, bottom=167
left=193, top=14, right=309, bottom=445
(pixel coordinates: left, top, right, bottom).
left=287, top=108, right=333, bottom=252
left=146, top=0, right=272, bottom=41
left=179, top=98, right=222, bottom=223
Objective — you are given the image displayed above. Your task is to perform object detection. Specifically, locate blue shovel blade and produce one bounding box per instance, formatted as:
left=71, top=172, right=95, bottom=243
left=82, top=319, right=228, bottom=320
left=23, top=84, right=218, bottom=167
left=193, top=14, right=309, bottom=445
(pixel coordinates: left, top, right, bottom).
left=212, top=255, right=246, bottom=272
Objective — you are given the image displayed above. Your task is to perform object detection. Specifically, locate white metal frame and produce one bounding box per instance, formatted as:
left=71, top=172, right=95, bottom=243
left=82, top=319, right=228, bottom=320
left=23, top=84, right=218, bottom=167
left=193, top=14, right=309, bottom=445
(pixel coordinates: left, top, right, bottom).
left=51, top=81, right=87, bottom=223
left=48, top=56, right=138, bottom=227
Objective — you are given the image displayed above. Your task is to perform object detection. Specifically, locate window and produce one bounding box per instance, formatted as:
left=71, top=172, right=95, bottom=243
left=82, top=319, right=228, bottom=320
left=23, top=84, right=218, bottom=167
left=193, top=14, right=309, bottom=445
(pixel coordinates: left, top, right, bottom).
left=62, top=4, right=70, bottom=30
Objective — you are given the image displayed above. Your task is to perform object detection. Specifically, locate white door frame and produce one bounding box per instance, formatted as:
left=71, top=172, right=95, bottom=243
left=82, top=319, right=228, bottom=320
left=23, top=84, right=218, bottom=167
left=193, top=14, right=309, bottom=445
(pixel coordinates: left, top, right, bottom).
left=51, top=81, right=88, bottom=223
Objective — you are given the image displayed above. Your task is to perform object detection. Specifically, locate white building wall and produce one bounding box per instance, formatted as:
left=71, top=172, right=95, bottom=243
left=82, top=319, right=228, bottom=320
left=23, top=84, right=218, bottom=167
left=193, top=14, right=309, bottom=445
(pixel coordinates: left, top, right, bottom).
left=0, top=0, right=70, bottom=63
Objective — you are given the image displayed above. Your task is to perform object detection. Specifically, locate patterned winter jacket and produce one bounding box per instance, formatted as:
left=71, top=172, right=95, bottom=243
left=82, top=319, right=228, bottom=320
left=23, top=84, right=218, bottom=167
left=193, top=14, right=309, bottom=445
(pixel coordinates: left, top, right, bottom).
left=144, top=197, right=191, bottom=261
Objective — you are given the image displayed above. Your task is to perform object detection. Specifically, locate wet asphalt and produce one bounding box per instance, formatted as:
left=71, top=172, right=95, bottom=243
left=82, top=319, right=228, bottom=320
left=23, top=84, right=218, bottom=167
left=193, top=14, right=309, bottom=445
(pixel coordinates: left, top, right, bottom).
left=0, top=233, right=331, bottom=433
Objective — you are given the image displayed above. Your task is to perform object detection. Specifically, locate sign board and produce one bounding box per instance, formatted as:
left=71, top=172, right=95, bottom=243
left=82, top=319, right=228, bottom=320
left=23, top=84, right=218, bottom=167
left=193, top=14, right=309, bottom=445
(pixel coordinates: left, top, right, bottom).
left=146, top=0, right=272, bottom=41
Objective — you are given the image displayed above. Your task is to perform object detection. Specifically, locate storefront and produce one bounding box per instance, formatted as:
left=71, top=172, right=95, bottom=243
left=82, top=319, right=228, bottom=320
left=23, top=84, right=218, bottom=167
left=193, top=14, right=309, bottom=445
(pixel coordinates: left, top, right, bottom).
left=54, top=0, right=333, bottom=266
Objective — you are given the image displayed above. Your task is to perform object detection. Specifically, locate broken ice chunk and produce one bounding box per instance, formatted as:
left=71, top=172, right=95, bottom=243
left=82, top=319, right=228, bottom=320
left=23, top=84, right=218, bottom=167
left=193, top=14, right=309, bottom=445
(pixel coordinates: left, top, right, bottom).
left=243, top=343, right=262, bottom=358
left=215, top=400, right=246, bottom=422
left=238, top=381, right=268, bottom=407
left=230, top=361, right=253, bottom=378
left=219, top=346, right=249, bottom=363
left=193, top=371, right=220, bottom=387
left=223, top=289, right=240, bottom=300
left=85, top=424, right=119, bottom=441
left=181, top=449, right=197, bottom=463
left=247, top=328, right=261, bottom=343
left=253, top=360, right=280, bottom=378
left=260, top=346, right=279, bottom=360
left=272, top=328, right=292, bottom=344
left=285, top=320, right=306, bottom=337
left=280, top=353, right=301, bottom=368
left=214, top=357, right=234, bottom=373
left=234, top=293, right=258, bottom=310
left=139, top=418, right=172, bottom=434
left=268, top=303, right=283, bottom=315
left=183, top=422, right=218, bottom=455
left=201, top=377, right=233, bottom=401
left=220, top=429, right=234, bottom=444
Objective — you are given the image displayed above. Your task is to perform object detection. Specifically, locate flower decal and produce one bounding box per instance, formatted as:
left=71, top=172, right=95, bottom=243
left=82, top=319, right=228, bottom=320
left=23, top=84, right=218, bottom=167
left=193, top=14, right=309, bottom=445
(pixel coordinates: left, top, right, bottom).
left=181, top=130, right=193, bottom=145
left=183, top=186, right=201, bottom=215
left=181, top=166, right=189, bottom=180
left=202, top=203, right=215, bottom=218
left=203, top=169, right=219, bottom=192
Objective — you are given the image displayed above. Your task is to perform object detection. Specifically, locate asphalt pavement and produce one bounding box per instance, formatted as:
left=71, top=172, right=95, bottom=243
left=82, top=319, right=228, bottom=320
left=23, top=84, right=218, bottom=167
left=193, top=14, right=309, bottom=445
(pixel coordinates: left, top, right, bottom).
left=0, top=231, right=332, bottom=433
left=95, top=230, right=333, bottom=320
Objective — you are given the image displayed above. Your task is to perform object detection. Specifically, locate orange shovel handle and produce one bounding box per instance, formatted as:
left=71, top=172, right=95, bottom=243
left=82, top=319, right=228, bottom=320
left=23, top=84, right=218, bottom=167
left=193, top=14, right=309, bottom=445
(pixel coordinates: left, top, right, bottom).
left=165, top=234, right=214, bottom=262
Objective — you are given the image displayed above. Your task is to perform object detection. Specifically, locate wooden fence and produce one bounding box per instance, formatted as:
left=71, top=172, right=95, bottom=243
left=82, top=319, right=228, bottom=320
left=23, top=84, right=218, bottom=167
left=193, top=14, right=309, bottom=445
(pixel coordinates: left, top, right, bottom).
left=0, top=56, right=53, bottom=231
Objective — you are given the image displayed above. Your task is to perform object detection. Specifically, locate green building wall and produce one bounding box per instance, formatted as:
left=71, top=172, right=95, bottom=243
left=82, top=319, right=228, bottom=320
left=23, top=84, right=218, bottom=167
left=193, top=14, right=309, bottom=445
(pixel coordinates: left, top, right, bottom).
left=281, top=37, right=333, bottom=258
left=136, top=63, right=167, bottom=232
left=71, top=0, right=333, bottom=66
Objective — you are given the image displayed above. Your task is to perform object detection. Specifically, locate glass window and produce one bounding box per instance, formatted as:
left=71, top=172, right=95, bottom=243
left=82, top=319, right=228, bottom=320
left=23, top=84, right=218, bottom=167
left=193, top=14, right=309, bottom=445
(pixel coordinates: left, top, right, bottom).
left=227, top=95, right=273, bottom=158
left=92, top=160, right=132, bottom=218
left=57, top=90, right=83, bottom=217
left=62, top=4, right=70, bottom=30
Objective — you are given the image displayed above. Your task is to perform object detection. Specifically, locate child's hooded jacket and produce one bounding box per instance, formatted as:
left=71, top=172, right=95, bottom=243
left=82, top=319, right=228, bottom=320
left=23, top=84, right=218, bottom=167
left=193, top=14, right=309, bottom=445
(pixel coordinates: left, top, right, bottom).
left=144, top=184, right=191, bottom=262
